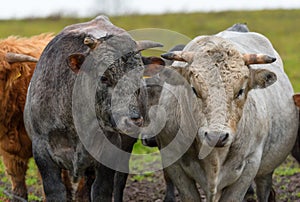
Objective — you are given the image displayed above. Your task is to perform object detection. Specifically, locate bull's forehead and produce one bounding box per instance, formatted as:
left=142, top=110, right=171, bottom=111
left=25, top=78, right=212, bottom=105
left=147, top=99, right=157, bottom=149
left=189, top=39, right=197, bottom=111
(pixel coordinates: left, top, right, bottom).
left=90, top=34, right=139, bottom=65
left=189, top=36, right=249, bottom=88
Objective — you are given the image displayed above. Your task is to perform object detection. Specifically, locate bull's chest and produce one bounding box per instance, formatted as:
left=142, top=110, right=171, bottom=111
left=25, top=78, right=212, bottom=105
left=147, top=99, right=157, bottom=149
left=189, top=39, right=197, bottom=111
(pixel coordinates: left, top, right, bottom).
left=48, top=130, right=94, bottom=178
left=180, top=147, right=247, bottom=194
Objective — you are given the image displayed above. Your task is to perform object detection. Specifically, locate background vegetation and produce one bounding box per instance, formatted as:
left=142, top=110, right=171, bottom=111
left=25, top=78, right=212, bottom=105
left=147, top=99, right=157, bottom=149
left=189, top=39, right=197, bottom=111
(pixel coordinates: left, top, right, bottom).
left=0, top=9, right=300, bottom=201
left=1, top=10, right=300, bottom=90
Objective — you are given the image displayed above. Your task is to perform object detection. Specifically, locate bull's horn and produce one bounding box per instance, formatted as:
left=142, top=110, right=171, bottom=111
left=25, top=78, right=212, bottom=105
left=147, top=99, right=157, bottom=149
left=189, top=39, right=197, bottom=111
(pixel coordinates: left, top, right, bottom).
left=136, top=40, right=163, bottom=52
left=161, top=51, right=194, bottom=63
left=5, top=52, right=38, bottom=63
left=242, top=53, right=276, bottom=65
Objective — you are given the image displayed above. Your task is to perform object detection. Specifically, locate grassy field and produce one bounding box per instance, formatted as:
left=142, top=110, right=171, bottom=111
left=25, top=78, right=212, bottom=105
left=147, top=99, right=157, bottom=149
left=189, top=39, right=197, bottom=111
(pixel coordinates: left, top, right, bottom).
left=0, top=9, right=300, bottom=201
left=1, top=10, right=300, bottom=90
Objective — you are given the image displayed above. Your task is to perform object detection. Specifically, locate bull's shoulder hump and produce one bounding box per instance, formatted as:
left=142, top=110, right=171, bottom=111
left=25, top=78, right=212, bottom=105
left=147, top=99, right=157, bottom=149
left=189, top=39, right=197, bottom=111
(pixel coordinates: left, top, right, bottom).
left=60, top=15, right=128, bottom=39
left=216, top=31, right=275, bottom=55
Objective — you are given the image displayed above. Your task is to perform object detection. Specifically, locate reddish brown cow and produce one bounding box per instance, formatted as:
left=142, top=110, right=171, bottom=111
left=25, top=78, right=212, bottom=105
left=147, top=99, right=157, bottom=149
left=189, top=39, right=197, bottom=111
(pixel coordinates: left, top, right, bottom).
left=0, top=34, right=53, bottom=201
left=292, top=94, right=300, bottom=163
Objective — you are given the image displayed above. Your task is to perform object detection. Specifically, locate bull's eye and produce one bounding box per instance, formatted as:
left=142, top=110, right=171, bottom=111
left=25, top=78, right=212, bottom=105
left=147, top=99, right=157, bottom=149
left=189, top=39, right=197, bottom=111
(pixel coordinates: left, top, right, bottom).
left=235, top=88, right=244, bottom=99
left=100, top=76, right=111, bottom=86
left=136, top=88, right=141, bottom=95
left=192, top=87, right=200, bottom=98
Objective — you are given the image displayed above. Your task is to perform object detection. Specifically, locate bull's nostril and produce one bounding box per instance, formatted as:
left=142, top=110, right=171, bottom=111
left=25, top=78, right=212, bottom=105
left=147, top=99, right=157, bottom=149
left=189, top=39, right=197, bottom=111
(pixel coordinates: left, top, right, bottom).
left=223, top=133, right=229, bottom=141
left=204, top=131, right=208, bottom=137
left=219, top=133, right=229, bottom=146
left=131, top=117, right=144, bottom=127
left=130, top=112, right=141, bottom=120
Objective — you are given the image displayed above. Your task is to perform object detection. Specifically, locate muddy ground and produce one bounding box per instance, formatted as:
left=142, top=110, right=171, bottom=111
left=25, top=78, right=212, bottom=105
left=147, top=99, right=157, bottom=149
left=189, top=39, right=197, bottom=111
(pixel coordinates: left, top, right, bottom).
left=0, top=155, right=299, bottom=201
left=123, top=155, right=300, bottom=202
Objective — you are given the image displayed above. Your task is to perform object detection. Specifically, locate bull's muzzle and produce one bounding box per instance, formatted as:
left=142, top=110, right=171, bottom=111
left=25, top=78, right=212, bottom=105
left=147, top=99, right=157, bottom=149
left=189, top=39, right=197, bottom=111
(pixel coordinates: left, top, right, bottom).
left=198, top=127, right=232, bottom=148
left=115, top=115, right=144, bottom=136
left=130, top=116, right=144, bottom=127
left=205, top=131, right=229, bottom=147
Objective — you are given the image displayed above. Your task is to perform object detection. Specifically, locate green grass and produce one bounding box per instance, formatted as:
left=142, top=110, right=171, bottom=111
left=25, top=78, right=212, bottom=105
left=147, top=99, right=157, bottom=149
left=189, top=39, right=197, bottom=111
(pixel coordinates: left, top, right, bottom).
left=0, top=9, right=300, bottom=200
left=0, top=158, right=43, bottom=201
left=1, top=10, right=300, bottom=90
left=130, top=140, right=162, bottom=175
left=275, top=164, right=300, bottom=176
left=114, top=10, right=300, bottom=92
left=275, top=154, right=300, bottom=176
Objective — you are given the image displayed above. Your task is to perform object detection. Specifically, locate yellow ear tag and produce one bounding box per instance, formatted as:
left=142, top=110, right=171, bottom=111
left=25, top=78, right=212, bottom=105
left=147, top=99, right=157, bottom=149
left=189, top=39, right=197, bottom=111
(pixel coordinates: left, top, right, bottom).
left=14, top=72, right=21, bottom=81
left=5, top=71, right=22, bottom=89
left=143, top=76, right=151, bottom=79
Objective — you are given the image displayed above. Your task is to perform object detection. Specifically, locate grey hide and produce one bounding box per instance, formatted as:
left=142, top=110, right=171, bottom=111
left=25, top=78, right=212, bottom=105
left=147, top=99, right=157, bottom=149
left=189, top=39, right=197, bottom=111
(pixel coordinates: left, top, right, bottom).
left=24, top=16, right=160, bottom=202
left=155, top=30, right=298, bottom=202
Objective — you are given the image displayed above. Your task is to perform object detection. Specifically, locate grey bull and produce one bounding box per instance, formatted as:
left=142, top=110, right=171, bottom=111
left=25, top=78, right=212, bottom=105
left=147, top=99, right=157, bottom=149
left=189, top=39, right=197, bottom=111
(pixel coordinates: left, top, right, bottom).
left=24, top=16, right=162, bottom=201
left=153, top=30, right=298, bottom=201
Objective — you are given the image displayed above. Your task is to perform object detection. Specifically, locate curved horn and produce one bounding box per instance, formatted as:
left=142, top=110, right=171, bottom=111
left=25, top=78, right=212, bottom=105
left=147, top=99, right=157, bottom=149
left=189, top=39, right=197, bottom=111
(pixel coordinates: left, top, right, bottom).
left=136, top=40, right=163, bottom=52
left=242, top=53, right=276, bottom=65
left=161, top=51, right=194, bottom=63
left=6, top=52, right=38, bottom=63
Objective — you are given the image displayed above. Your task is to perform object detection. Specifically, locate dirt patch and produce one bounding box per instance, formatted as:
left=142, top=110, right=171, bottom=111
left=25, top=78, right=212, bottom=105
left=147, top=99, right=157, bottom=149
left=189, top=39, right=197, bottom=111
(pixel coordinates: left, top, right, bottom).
left=123, top=155, right=300, bottom=202
left=0, top=155, right=299, bottom=201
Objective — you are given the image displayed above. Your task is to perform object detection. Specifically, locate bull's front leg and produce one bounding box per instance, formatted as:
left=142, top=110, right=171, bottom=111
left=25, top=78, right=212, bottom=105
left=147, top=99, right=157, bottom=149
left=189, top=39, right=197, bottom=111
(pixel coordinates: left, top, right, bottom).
left=164, top=163, right=201, bottom=202
left=1, top=152, right=29, bottom=201
left=218, top=157, right=259, bottom=202
left=92, top=164, right=115, bottom=202
left=162, top=169, right=176, bottom=202
left=32, top=140, right=67, bottom=202
left=75, top=167, right=95, bottom=202
left=0, top=127, right=32, bottom=201
left=255, top=172, right=276, bottom=202
left=114, top=135, right=137, bottom=202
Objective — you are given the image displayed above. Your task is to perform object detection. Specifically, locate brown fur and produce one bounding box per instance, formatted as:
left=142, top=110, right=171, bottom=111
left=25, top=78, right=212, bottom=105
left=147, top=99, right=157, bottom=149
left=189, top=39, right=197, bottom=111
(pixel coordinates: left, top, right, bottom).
left=0, top=34, right=53, bottom=201
left=292, top=94, right=300, bottom=164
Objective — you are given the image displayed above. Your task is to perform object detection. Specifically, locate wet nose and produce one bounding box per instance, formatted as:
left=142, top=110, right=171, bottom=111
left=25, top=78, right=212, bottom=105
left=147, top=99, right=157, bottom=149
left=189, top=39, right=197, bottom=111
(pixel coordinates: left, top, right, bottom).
left=205, top=131, right=229, bottom=147
left=130, top=113, right=144, bottom=127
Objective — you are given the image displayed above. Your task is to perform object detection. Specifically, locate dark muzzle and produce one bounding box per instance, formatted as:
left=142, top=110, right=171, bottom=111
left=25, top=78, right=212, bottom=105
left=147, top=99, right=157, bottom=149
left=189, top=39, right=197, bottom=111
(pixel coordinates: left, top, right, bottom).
left=130, top=113, right=144, bottom=127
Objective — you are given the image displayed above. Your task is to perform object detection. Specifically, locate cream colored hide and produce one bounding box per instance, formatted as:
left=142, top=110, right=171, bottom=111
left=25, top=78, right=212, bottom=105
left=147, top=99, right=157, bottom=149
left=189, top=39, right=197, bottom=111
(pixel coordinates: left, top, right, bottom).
left=155, top=31, right=298, bottom=202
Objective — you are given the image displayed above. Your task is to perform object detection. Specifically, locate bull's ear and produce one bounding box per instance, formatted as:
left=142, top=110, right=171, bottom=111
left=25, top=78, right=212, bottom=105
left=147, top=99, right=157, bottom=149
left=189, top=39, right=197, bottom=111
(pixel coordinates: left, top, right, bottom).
left=67, top=53, right=85, bottom=73
left=293, top=94, right=300, bottom=107
left=142, top=56, right=165, bottom=78
left=249, top=69, right=277, bottom=89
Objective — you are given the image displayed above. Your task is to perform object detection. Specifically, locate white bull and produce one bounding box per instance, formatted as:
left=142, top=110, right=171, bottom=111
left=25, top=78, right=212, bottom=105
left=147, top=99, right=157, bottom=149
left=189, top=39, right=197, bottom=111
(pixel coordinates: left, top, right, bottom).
left=154, top=30, right=298, bottom=201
